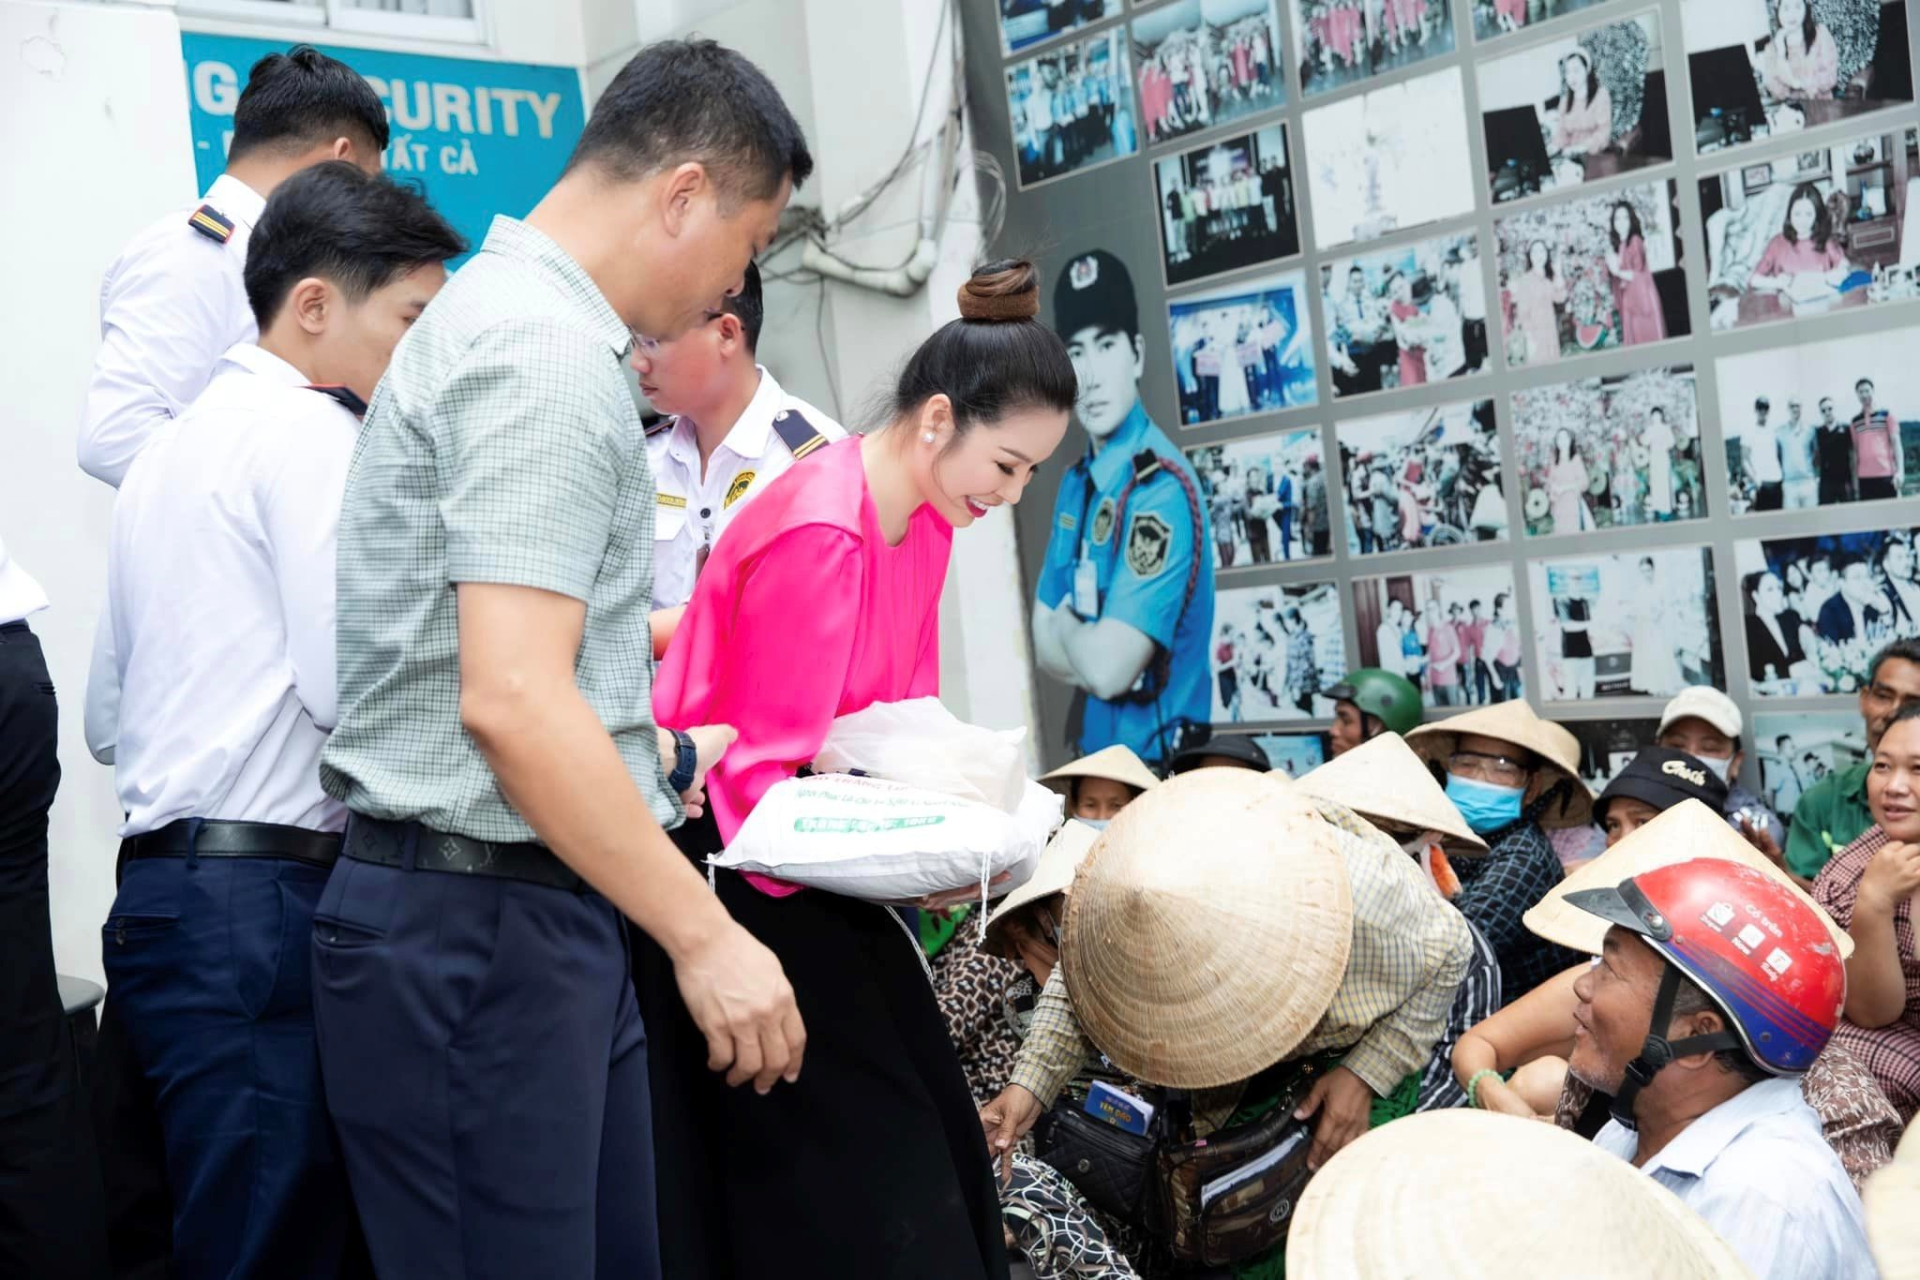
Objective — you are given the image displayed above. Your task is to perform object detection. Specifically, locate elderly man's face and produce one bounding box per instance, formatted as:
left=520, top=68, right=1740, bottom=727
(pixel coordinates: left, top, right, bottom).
left=1569, top=929, right=1669, bottom=1093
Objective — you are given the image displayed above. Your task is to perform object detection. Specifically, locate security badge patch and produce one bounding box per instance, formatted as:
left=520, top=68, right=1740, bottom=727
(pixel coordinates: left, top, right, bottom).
left=725, top=471, right=755, bottom=508
left=1125, top=513, right=1172, bottom=578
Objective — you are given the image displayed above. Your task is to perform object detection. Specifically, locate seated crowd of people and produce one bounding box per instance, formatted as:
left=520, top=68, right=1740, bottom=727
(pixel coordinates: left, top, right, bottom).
left=926, top=640, right=1920, bottom=1278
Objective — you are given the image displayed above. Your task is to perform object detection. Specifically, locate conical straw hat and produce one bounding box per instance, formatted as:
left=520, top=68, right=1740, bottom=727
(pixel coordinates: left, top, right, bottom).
left=1867, top=1123, right=1920, bottom=1280
left=1297, top=732, right=1486, bottom=852
left=1288, top=1110, right=1753, bottom=1279
left=1405, top=701, right=1593, bottom=828
left=1524, top=799, right=1852, bottom=959
left=983, top=820, right=1100, bottom=959
left=1061, top=769, right=1352, bottom=1089
left=1038, top=744, right=1162, bottom=797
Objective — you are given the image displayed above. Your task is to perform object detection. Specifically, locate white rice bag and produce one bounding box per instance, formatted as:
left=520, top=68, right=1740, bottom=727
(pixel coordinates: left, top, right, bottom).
left=713, top=772, right=1062, bottom=903
left=812, top=697, right=1029, bottom=814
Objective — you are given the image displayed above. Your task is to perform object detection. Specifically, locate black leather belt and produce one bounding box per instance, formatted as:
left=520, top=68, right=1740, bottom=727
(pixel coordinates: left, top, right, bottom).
left=127, top=819, right=342, bottom=869
left=343, top=817, right=583, bottom=892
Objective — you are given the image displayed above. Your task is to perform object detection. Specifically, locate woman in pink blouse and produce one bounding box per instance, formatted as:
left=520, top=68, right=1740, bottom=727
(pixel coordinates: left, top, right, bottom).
left=1508, top=239, right=1567, bottom=365
left=1751, top=181, right=1853, bottom=294
left=1386, top=269, right=1428, bottom=388
left=1605, top=200, right=1666, bottom=347
left=1550, top=51, right=1613, bottom=158
left=645, top=260, right=1074, bottom=1280
left=1758, top=0, right=1840, bottom=103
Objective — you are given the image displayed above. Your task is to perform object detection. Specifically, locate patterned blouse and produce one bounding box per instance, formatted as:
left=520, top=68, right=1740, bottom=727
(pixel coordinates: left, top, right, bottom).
left=1814, top=824, right=1920, bottom=1123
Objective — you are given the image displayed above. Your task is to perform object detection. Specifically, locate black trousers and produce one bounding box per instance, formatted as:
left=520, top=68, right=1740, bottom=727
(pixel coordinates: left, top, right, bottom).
left=0, top=622, right=108, bottom=1280
left=636, top=815, right=1008, bottom=1280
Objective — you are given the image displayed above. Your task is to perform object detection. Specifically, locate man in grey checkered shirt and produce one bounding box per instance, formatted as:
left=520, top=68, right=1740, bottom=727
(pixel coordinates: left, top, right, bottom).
left=308, top=42, right=813, bottom=1280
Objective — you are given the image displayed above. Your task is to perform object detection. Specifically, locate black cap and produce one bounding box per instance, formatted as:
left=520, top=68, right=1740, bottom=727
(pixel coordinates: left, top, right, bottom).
left=1052, top=250, right=1138, bottom=344
left=1168, top=733, right=1271, bottom=775
left=1594, top=746, right=1729, bottom=827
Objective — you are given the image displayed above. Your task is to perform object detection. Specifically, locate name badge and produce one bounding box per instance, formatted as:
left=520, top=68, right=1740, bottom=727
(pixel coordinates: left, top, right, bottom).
left=1073, top=558, right=1100, bottom=620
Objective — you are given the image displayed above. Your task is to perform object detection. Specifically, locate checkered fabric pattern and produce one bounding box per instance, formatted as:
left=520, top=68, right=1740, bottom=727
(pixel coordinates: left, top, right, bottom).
left=1815, top=824, right=1920, bottom=1124
left=1451, top=818, right=1581, bottom=1001
left=1414, top=915, right=1501, bottom=1112
left=320, top=216, right=680, bottom=840
left=1009, top=798, right=1471, bottom=1103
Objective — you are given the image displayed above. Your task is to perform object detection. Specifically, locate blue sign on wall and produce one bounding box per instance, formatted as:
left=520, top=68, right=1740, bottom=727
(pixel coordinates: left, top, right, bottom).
left=181, top=32, right=586, bottom=256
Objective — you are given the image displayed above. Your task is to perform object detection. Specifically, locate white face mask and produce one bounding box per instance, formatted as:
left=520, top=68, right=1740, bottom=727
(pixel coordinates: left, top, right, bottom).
left=1699, top=755, right=1733, bottom=784
left=1079, top=818, right=1112, bottom=831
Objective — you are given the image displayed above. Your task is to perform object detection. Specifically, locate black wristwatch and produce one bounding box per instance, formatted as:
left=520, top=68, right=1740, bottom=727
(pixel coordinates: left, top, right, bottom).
left=667, top=729, right=697, bottom=794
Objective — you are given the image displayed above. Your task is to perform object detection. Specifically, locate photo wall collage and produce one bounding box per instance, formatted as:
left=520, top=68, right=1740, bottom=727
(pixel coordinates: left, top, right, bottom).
left=966, top=0, right=1920, bottom=772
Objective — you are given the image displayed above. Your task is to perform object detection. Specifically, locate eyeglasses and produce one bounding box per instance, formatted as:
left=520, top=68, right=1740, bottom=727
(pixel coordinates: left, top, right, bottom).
left=629, top=310, right=726, bottom=355
left=1448, top=750, right=1530, bottom=787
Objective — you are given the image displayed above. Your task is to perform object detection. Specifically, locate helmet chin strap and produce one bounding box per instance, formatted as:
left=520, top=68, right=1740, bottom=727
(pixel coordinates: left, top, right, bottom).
left=1608, top=962, right=1744, bottom=1130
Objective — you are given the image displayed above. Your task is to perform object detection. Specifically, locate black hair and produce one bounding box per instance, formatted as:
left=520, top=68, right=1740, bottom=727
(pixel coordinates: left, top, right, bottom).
left=888, top=260, right=1076, bottom=435
left=566, top=39, right=812, bottom=204
left=1470, top=598, right=1483, bottom=610
left=1755, top=396, right=1771, bottom=411
left=228, top=45, right=390, bottom=162
left=243, top=162, right=464, bottom=330
left=1526, top=238, right=1555, bottom=279
left=1559, top=50, right=1602, bottom=113
left=1888, top=702, right=1920, bottom=733
left=1608, top=201, right=1645, bottom=253
left=1781, top=181, right=1835, bottom=250
left=720, top=260, right=765, bottom=354
left=1869, top=638, right=1920, bottom=686
left=1857, top=377, right=1877, bottom=394
left=1775, top=734, right=1793, bottom=749
left=1639, top=555, right=1655, bottom=571
left=1776, top=0, right=1819, bottom=52
left=1742, top=568, right=1784, bottom=616
left=1670, top=974, right=1770, bottom=1084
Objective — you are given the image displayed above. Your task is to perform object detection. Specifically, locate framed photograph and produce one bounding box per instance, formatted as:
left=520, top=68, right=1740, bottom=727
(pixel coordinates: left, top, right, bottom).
left=1683, top=0, right=1915, bottom=157
left=1321, top=232, right=1492, bottom=400
left=1493, top=179, right=1691, bottom=369
left=1211, top=582, right=1348, bottom=723
left=1167, top=270, right=1319, bottom=425
left=1336, top=399, right=1507, bottom=554
left=1292, top=0, right=1457, bottom=98
left=1733, top=524, right=1920, bottom=694
left=1712, top=322, right=1920, bottom=514
left=1476, top=9, right=1673, bottom=204
left=1252, top=730, right=1331, bottom=777
left=1470, top=0, right=1616, bottom=45
left=1132, top=0, right=1286, bottom=149
left=1005, top=27, right=1139, bottom=189
left=1752, top=711, right=1866, bottom=815
left=1528, top=546, right=1725, bottom=702
left=1301, top=67, right=1476, bottom=251
left=1351, top=564, right=1523, bottom=709
left=1511, top=365, right=1707, bottom=536
left=1186, top=427, right=1331, bottom=569
left=1153, top=124, right=1300, bottom=288
left=1562, top=717, right=1664, bottom=792
left=1699, top=126, right=1918, bottom=334
left=1000, top=0, right=1125, bottom=56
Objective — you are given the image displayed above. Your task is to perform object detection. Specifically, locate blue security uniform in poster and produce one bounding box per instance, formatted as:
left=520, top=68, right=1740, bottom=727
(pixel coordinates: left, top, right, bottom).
left=1036, top=401, right=1214, bottom=764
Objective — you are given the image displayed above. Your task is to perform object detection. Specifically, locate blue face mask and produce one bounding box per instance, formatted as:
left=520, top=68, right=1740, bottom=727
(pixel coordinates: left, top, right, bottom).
left=1078, top=818, right=1112, bottom=831
left=1446, top=774, right=1526, bottom=834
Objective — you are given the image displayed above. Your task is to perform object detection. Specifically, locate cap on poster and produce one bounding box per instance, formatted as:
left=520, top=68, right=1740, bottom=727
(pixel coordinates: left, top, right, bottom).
left=1053, top=249, right=1139, bottom=342
left=1593, top=746, right=1729, bottom=829
left=1658, top=686, right=1743, bottom=740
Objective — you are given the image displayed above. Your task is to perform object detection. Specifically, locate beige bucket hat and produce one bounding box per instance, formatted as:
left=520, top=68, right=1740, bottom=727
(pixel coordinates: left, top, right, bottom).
left=982, top=819, right=1100, bottom=960
left=1288, top=1110, right=1753, bottom=1279
left=1405, top=701, right=1594, bottom=829
left=1524, top=799, right=1852, bottom=959
left=1061, top=769, right=1353, bottom=1089
left=1297, top=732, right=1486, bottom=853
left=1867, top=1123, right=1920, bottom=1280
left=1038, top=744, right=1162, bottom=798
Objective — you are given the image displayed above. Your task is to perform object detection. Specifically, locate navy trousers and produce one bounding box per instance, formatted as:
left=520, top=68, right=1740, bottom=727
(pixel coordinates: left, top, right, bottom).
left=101, top=848, right=359, bottom=1279
left=310, top=843, right=658, bottom=1280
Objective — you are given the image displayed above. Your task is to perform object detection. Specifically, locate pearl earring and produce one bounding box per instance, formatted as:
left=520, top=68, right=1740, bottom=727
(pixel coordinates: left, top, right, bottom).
left=923, top=431, right=936, bottom=443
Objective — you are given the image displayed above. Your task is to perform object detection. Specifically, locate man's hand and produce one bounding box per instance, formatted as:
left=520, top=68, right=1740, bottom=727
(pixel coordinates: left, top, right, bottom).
left=1860, top=840, right=1920, bottom=918
left=1737, top=814, right=1787, bottom=869
left=672, top=921, right=806, bottom=1094
left=1294, top=1065, right=1374, bottom=1171
left=658, top=724, right=736, bottom=819
left=980, top=1084, right=1045, bottom=1186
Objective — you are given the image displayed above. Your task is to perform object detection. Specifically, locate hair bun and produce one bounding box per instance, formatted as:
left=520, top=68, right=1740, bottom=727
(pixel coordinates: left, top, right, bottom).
left=957, top=259, right=1041, bottom=323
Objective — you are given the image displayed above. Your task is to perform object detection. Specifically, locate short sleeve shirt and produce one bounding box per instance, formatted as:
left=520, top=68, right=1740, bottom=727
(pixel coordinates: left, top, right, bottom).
left=320, top=216, right=680, bottom=840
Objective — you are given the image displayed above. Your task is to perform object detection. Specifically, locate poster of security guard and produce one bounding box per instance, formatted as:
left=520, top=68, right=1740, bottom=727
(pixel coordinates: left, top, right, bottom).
left=1031, top=249, right=1217, bottom=768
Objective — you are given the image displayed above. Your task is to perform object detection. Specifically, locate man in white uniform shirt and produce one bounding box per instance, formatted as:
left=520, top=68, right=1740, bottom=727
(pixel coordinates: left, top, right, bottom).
left=96, top=163, right=461, bottom=1280
left=633, top=261, right=845, bottom=654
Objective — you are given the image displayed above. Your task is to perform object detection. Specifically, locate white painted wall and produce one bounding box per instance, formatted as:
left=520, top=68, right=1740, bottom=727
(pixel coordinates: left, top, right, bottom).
left=3, top=0, right=201, bottom=987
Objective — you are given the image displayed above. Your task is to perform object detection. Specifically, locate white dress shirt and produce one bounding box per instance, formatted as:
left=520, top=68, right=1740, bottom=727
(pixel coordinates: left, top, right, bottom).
left=1593, top=1076, right=1873, bottom=1280
left=645, top=366, right=846, bottom=610
left=0, top=535, right=49, bottom=626
left=101, top=344, right=357, bottom=836
left=80, top=173, right=266, bottom=488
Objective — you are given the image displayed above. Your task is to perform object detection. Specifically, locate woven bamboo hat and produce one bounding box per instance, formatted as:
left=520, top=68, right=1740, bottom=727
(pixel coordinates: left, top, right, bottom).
left=1061, top=769, right=1353, bottom=1089
left=1038, top=745, right=1162, bottom=798
left=1288, top=1111, right=1753, bottom=1279
left=1297, top=732, right=1486, bottom=853
left=983, top=820, right=1100, bottom=959
left=1405, top=701, right=1594, bottom=829
left=1524, top=799, right=1852, bottom=959
left=1867, top=1123, right=1920, bottom=1280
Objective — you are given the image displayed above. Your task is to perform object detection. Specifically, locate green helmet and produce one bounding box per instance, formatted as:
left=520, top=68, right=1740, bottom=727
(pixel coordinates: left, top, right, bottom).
left=1327, top=668, right=1423, bottom=737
